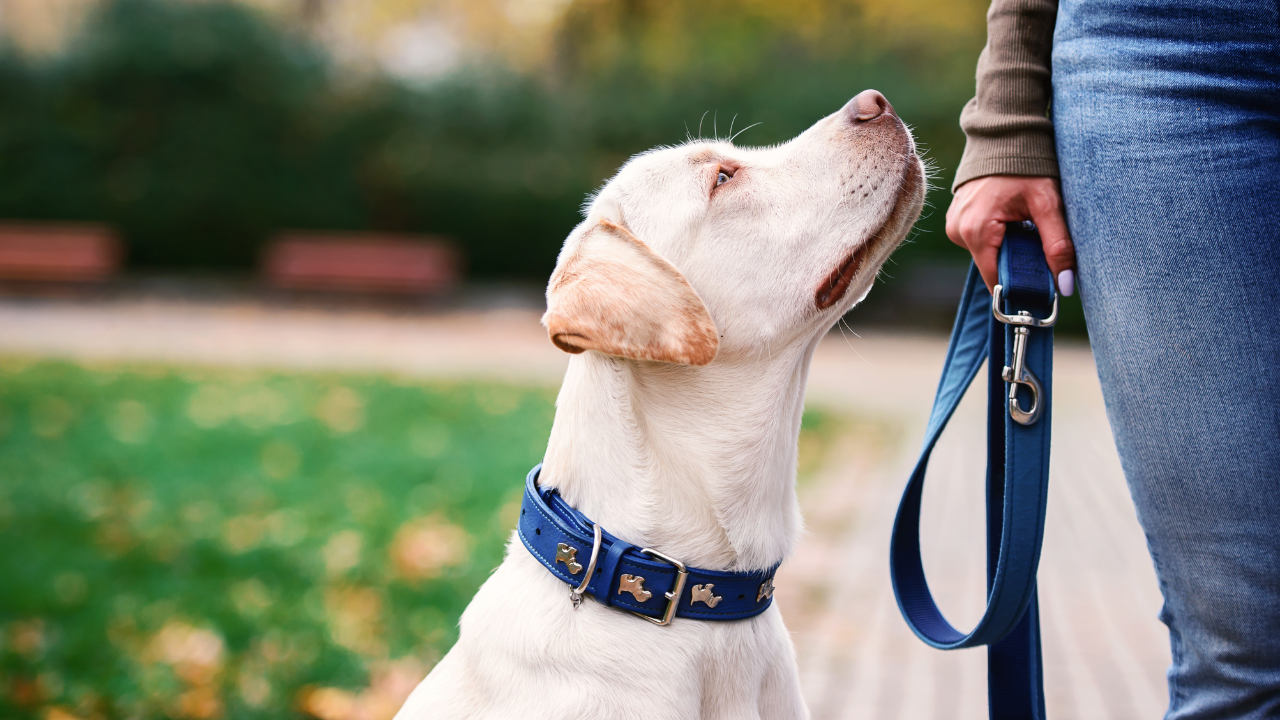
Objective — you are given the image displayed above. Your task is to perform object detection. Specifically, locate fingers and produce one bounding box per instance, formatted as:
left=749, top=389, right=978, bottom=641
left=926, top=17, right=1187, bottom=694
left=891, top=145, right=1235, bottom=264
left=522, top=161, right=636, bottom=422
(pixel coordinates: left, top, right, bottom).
left=947, top=179, right=1003, bottom=292
left=945, top=197, right=963, bottom=249
left=971, top=219, right=1004, bottom=292
left=1024, top=181, right=1077, bottom=294
left=947, top=175, right=1076, bottom=295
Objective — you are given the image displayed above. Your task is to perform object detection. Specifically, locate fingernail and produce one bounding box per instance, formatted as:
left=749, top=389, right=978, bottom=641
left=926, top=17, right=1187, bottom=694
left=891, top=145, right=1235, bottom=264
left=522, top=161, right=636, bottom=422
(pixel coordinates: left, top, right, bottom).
left=1057, top=269, right=1075, bottom=297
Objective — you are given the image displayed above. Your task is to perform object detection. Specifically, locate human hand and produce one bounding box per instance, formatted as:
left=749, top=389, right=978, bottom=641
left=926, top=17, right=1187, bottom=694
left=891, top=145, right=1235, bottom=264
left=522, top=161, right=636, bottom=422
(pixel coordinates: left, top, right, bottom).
left=945, top=175, right=1076, bottom=296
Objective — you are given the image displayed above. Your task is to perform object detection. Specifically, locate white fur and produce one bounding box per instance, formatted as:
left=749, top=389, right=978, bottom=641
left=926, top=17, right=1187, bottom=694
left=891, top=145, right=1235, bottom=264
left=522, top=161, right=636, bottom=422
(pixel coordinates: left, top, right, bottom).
left=397, top=95, right=925, bottom=720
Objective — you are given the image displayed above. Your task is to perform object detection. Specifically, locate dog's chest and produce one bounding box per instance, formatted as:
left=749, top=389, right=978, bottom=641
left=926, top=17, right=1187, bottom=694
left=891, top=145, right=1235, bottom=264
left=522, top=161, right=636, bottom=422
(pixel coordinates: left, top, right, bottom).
left=441, top=546, right=798, bottom=717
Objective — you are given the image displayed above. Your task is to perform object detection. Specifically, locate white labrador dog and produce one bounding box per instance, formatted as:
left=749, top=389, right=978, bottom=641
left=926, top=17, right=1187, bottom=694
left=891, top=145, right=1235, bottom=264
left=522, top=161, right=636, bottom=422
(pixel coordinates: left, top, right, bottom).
left=397, top=89, right=925, bottom=720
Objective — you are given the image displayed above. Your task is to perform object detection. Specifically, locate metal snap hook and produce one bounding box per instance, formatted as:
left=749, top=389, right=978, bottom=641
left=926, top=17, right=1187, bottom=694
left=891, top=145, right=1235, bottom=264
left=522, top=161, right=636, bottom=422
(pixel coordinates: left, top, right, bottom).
left=992, top=287, right=1054, bottom=427
left=1001, top=312, right=1043, bottom=426
left=1003, top=351, right=1043, bottom=425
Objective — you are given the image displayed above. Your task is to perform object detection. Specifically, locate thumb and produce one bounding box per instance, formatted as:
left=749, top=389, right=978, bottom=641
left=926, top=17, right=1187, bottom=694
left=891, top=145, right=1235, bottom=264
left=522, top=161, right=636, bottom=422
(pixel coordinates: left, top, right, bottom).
left=1027, top=189, right=1076, bottom=281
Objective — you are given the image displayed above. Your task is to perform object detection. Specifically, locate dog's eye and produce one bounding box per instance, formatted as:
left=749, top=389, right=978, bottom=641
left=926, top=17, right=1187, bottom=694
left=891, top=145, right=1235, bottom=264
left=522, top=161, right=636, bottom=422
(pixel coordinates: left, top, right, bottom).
left=712, top=165, right=737, bottom=192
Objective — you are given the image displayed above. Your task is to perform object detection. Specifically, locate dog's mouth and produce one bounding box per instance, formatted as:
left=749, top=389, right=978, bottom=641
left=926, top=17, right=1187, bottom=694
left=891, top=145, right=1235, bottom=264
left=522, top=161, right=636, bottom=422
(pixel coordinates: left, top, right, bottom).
left=815, top=243, right=872, bottom=310
left=814, top=156, right=924, bottom=310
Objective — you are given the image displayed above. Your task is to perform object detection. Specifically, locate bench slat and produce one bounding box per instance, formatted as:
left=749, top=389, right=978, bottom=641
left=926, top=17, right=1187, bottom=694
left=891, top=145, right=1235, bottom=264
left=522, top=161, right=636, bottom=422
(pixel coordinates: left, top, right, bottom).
left=0, top=224, right=121, bottom=282
left=263, top=233, right=459, bottom=295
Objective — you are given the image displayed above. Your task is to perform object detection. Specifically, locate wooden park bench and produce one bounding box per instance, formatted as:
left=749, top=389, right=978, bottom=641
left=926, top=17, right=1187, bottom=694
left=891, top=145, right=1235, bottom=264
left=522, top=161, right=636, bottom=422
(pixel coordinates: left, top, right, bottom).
left=0, top=223, right=122, bottom=283
left=261, top=232, right=460, bottom=295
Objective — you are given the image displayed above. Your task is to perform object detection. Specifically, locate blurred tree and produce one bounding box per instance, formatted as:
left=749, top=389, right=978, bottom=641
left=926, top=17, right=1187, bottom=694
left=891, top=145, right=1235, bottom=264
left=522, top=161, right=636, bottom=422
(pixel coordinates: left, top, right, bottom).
left=0, top=0, right=97, bottom=56
left=548, top=0, right=989, bottom=265
left=1, top=0, right=338, bottom=266
left=0, top=0, right=998, bottom=288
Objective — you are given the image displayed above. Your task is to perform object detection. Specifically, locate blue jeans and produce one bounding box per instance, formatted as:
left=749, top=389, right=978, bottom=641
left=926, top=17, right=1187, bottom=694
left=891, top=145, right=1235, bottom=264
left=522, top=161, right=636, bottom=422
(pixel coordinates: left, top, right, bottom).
left=1052, top=1, right=1280, bottom=717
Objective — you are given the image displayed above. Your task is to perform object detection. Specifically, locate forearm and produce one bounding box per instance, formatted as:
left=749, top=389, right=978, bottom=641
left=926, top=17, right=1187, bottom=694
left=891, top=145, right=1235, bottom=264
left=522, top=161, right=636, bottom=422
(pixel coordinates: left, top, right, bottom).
left=953, top=0, right=1060, bottom=190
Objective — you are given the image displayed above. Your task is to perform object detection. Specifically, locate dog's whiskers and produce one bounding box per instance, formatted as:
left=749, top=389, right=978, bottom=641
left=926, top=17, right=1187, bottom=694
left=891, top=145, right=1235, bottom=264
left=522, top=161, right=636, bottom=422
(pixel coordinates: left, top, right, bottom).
left=835, top=315, right=881, bottom=368
left=730, top=122, right=763, bottom=144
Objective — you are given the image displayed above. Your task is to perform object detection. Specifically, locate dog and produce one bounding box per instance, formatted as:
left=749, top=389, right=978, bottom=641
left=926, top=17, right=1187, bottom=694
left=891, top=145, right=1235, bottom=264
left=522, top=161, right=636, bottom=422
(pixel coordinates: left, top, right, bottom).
left=395, top=89, right=925, bottom=720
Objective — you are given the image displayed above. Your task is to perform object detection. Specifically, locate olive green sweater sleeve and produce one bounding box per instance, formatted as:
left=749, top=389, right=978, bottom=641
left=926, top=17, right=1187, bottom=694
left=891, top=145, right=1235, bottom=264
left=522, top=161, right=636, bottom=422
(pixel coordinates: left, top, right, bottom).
left=952, top=0, right=1060, bottom=190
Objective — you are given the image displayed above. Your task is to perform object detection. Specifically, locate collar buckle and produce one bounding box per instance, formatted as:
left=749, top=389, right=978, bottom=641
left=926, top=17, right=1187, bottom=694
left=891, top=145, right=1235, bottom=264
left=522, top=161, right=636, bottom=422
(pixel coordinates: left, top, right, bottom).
left=629, top=548, right=689, bottom=626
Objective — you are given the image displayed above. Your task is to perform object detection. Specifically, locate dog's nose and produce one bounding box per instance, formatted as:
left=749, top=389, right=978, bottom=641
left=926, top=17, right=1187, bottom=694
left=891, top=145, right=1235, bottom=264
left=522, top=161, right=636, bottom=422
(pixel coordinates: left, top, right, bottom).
left=846, top=89, right=893, bottom=122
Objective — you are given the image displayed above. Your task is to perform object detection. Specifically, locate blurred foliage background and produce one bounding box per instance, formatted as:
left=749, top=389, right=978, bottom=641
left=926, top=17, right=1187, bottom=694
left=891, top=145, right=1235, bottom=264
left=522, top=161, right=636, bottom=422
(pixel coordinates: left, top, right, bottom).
left=0, top=0, right=989, bottom=277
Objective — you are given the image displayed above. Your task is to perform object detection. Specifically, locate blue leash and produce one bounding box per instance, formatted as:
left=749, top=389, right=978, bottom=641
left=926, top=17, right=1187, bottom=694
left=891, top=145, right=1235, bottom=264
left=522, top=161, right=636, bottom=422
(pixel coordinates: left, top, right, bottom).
left=889, top=223, right=1058, bottom=720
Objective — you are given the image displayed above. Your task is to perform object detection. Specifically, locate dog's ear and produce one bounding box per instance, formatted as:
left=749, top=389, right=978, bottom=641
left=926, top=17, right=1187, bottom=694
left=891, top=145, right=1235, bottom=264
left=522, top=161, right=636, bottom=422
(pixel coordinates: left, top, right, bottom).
left=542, top=219, right=718, bottom=366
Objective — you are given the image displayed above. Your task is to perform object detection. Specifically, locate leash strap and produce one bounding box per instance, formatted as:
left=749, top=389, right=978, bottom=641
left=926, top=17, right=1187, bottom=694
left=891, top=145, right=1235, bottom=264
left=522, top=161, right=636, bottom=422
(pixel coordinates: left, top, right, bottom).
left=518, top=465, right=780, bottom=623
left=889, top=224, right=1056, bottom=719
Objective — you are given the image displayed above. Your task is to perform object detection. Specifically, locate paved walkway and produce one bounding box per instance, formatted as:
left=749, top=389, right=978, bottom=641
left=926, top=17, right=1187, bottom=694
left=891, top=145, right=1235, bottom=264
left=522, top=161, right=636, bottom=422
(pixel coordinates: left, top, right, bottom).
left=0, top=298, right=1170, bottom=718
left=794, top=332, right=1170, bottom=720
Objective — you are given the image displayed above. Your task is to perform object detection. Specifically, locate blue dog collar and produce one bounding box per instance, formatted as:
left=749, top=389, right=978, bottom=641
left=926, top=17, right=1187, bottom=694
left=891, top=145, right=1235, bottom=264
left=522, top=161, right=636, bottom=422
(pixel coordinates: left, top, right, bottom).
left=517, top=465, right=780, bottom=625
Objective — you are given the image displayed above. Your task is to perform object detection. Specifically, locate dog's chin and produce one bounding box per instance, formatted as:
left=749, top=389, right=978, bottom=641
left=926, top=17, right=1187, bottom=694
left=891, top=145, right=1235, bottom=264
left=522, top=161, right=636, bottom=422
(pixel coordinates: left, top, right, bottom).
left=813, top=156, right=925, bottom=311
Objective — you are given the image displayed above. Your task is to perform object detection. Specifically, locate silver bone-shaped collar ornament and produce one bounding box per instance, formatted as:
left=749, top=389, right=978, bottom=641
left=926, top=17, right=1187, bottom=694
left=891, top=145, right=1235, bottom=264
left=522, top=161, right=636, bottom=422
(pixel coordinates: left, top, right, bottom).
left=618, top=574, right=652, bottom=602
left=757, top=577, right=776, bottom=602
left=555, top=543, right=583, bottom=574
left=690, top=583, right=722, bottom=607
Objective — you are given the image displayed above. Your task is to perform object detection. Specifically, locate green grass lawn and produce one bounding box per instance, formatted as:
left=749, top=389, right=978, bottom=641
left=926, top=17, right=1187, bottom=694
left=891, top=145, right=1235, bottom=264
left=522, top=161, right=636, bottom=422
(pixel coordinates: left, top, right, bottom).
left=0, top=358, right=840, bottom=720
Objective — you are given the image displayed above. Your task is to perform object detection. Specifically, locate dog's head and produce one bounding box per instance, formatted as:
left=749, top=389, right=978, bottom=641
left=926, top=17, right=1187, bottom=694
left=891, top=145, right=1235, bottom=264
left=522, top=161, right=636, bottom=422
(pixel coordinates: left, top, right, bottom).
left=543, top=90, right=926, bottom=365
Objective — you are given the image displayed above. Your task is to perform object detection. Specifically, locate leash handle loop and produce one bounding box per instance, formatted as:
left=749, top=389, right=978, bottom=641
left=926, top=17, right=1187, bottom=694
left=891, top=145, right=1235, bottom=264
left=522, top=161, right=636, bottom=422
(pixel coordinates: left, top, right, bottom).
left=889, top=223, right=1055, bottom=719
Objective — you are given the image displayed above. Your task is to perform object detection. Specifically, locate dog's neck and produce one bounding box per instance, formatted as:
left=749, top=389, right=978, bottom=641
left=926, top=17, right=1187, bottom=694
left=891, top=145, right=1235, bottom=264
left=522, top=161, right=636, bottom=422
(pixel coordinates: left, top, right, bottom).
left=540, top=341, right=817, bottom=572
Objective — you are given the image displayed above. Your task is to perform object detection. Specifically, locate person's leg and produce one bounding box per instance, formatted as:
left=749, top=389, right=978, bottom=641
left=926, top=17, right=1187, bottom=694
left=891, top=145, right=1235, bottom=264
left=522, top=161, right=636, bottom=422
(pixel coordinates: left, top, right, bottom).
left=1052, top=1, right=1280, bottom=717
